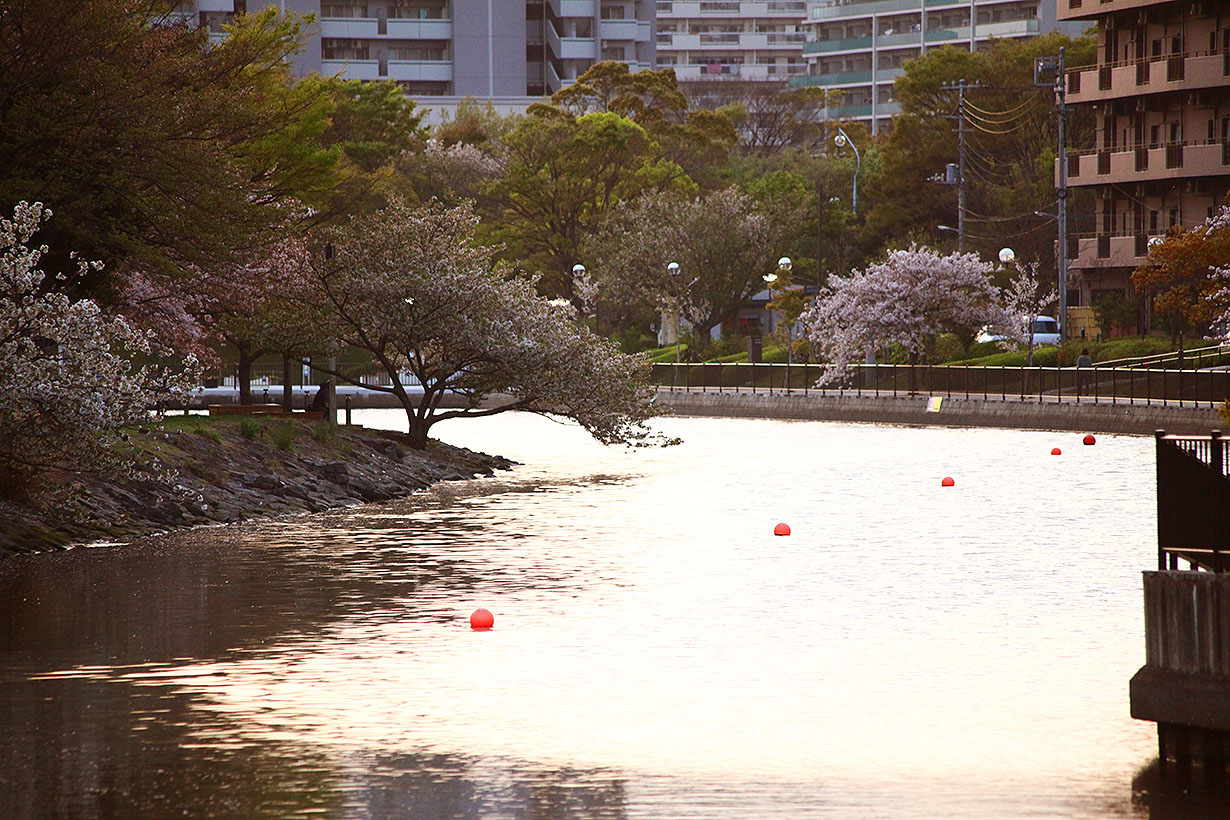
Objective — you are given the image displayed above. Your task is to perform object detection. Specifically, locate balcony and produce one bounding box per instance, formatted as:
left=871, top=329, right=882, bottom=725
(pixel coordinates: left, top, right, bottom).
left=320, top=18, right=380, bottom=38
left=662, top=0, right=807, bottom=13
left=321, top=59, right=382, bottom=81
left=674, top=63, right=742, bottom=79
left=1067, top=51, right=1230, bottom=103
left=386, top=18, right=452, bottom=39
left=1058, top=0, right=1172, bottom=22
left=804, top=37, right=873, bottom=55
left=548, top=0, right=595, bottom=17
left=546, top=24, right=596, bottom=60
left=1066, top=140, right=1230, bottom=187
left=599, top=19, right=641, bottom=41
left=1068, top=233, right=1154, bottom=270
left=387, top=60, right=453, bottom=83
left=790, top=70, right=873, bottom=87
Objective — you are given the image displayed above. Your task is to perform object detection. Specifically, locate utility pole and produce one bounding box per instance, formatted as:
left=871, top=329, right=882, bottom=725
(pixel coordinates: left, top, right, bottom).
left=958, top=82, right=967, bottom=253
left=816, top=179, right=825, bottom=290
left=1036, top=48, right=1069, bottom=342
left=942, top=80, right=983, bottom=253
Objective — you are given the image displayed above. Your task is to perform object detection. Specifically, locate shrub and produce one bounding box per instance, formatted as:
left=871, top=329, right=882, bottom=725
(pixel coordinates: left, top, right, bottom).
left=273, top=420, right=296, bottom=451
left=239, top=418, right=262, bottom=440
left=310, top=423, right=336, bottom=444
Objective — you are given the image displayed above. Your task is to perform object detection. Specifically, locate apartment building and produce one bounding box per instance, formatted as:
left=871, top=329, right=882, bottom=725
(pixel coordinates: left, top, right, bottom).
left=1059, top=0, right=1230, bottom=315
left=180, top=0, right=655, bottom=105
left=654, top=0, right=809, bottom=85
left=794, top=0, right=1082, bottom=135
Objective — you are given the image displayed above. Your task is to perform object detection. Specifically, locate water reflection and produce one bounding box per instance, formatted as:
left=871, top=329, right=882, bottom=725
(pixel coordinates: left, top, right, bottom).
left=0, top=413, right=1210, bottom=818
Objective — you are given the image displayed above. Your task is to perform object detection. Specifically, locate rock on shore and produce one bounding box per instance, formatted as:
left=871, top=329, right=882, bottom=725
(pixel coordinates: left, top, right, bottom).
left=0, top=417, right=513, bottom=557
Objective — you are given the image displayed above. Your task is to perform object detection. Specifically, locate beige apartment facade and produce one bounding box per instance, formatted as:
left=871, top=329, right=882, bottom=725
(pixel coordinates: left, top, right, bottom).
left=1059, top=0, right=1230, bottom=323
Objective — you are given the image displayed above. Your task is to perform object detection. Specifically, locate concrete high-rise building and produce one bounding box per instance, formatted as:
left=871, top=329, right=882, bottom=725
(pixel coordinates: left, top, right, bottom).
left=1059, top=0, right=1230, bottom=325
left=794, top=0, right=1084, bottom=135
left=178, top=0, right=655, bottom=112
left=654, top=0, right=809, bottom=85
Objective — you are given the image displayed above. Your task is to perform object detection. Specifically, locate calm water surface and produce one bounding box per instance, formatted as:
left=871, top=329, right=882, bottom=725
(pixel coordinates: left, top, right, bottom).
left=0, top=413, right=1201, bottom=818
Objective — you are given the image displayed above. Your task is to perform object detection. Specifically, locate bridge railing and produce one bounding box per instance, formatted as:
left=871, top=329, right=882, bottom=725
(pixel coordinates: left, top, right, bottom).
left=1155, top=430, right=1230, bottom=572
left=651, top=362, right=1230, bottom=408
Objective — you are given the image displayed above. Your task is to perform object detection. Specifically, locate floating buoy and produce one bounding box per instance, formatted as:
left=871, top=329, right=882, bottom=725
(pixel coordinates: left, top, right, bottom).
left=773, top=522, right=791, bottom=536
left=1083, top=434, right=1096, bottom=445
left=470, top=608, right=494, bottom=630
left=941, top=477, right=955, bottom=487
left=1051, top=447, right=1062, bottom=455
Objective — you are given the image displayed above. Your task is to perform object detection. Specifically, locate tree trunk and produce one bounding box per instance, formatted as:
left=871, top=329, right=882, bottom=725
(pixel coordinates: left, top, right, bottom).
left=282, top=355, right=295, bottom=411
left=236, top=345, right=260, bottom=406
left=406, top=413, right=431, bottom=450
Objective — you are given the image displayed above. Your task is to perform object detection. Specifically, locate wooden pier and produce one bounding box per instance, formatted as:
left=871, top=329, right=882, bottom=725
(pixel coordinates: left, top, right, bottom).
left=1130, top=430, right=1230, bottom=786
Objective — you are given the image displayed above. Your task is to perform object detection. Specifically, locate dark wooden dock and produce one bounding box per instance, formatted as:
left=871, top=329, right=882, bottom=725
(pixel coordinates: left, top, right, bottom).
left=1130, top=430, right=1230, bottom=787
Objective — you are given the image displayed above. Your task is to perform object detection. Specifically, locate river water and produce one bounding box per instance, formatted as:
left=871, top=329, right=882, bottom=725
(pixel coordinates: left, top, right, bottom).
left=0, top=412, right=1200, bottom=819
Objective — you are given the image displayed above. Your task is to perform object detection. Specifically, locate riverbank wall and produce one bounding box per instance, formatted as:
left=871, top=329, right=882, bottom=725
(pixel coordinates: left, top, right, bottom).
left=655, top=389, right=1224, bottom=436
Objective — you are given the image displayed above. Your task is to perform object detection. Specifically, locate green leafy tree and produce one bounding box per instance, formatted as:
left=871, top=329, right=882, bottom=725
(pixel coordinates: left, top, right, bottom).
left=862, top=34, right=1095, bottom=271
left=583, top=187, right=773, bottom=357
left=548, top=62, right=737, bottom=191
left=315, top=78, right=426, bottom=215
left=0, top=2, right=338, bottom=293
left=481, top=109, right=692, bottom=297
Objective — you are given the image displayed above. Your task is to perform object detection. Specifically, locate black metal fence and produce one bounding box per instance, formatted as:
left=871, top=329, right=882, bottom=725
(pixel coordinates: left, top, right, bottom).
left=1155, top=430, right=1230, bottom=572
left=651, top=362, right=1230, bottom=408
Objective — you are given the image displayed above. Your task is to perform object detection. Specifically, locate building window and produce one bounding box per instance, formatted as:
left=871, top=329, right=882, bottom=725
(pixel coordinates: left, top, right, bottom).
left=389, top=43, right=447, bottom=61
left=601, top=46, right=626, bottom=60
left=600, top=5, right=626, bottom=19
left=322, top=38, right=371, bottom=60
left=322, top=3, right=369, bottom=18
left=388, top=2, right=449, bottom=19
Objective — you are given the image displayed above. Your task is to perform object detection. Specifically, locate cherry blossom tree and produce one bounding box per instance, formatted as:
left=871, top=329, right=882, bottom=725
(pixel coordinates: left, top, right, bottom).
left=990, top=261, right=1058, bottom=366
left=804, top=244, right=1001, bottom=382
left=305, top=199, right=665, bottom=449
left=0, top=203, right=197, bottom=497
left=120, top=234, right=320, bottom=406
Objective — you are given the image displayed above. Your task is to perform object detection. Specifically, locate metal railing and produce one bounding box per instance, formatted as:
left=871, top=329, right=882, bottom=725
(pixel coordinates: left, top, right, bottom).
left=651, top=361, right=1230, bottom=408
left=204, top=361, right=422, bottom=390
left=1156, top=430, right=1230, bottom=572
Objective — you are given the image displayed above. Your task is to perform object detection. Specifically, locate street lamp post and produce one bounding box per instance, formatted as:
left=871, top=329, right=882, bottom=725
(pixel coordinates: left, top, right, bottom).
left=771, top=256, right=794, bottom=390
left=572, top=262, right=589, bottom=330
left=762, top=267, right=777, bottom=392
left=833, top=127, right=861, bottom=215
left=667, top=261, right=681, bottom=364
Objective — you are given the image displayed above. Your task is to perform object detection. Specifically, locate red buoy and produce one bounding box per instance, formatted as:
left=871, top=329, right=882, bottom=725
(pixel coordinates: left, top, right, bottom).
left=1051, top=447, right=1062, bottom=455
left=774, top=522, right=791, bottom=536
left=941, top=477, right=955, bottom=487
left=470, top=608, right=494, bottom=630
left=1083, top=434, right=1096, bottom=445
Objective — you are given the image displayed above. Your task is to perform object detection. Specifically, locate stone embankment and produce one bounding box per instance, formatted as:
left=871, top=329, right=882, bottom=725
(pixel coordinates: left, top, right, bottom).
left=0, top=418, right=512, bottom=557
left=657, top=388, right=1225, bottom=436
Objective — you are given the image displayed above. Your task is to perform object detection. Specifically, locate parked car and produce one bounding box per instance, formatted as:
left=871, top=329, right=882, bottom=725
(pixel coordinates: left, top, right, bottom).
left=975, top=316, right=1061, bottom=346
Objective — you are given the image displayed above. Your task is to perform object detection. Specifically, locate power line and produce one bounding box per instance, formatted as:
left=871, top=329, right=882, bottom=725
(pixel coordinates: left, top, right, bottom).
left=965, top=96, right=1038, bottom=118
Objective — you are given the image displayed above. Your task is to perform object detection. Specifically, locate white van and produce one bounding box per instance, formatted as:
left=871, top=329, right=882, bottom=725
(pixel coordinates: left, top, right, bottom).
left=1029, top=316, right=1061, bottom=345
left=976, top=316, right=1061, bottom=346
